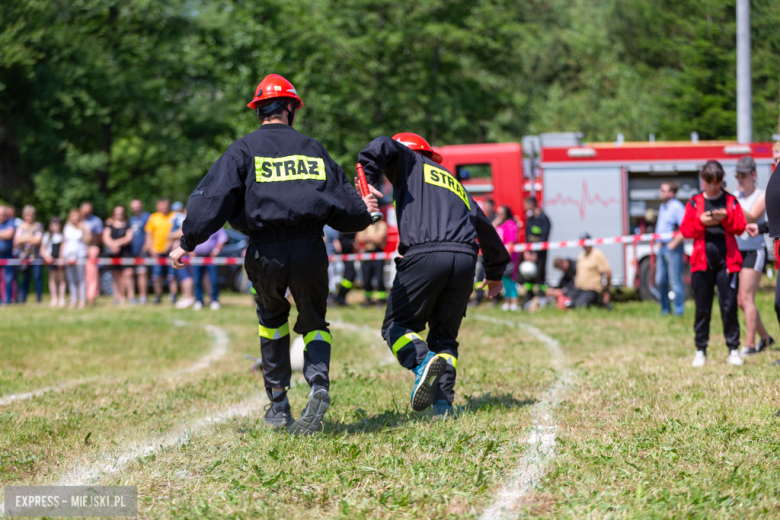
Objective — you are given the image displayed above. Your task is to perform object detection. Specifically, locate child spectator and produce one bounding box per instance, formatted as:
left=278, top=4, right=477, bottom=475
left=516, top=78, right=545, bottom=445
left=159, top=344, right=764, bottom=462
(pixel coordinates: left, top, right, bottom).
left=191, top=227, right=229, bottom=310
left=41, top=216, right=66, bottom=307
left=681, top=160, right=746, bottom=367
left=14, top=205, right=43, bottom=303
left=494, top=205, right=520, bottom=311
left=62, top=209, right=92, bottom=309
left=80, top=202, right=103, bottom=305
left=103, top=206, right=134, bottom=305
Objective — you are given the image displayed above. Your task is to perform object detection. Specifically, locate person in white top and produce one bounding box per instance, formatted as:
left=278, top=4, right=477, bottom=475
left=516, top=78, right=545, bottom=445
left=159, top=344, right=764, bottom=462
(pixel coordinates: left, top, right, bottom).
left=734, top=156, right=775, bottom=355
left=61, top=209, right=92, bottom=309
left=41, top=216, right=67, bottom=307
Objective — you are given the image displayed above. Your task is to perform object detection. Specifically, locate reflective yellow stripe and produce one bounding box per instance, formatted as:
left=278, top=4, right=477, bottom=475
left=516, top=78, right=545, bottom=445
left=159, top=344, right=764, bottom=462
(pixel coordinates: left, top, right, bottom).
left=303, top=330, right=332, bottom=348
left=255, top=155, right=326, bottom=182
left=373, top=291, right=387, bottom=299
left=392, top=332, right=423, bottom=356
left=341, top=279, right=354, bottom=289
left=474, top=281, right=483, bottom=290
left=435, top=353, right=458, bottom=370
left=259, top=322, right=290, bottom=340
left=423, top=164, right=470, bottom=209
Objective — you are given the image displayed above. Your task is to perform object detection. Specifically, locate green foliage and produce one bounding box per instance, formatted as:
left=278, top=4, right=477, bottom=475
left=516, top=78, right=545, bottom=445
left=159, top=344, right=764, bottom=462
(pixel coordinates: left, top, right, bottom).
left=1, top=0, right=779, bottom=219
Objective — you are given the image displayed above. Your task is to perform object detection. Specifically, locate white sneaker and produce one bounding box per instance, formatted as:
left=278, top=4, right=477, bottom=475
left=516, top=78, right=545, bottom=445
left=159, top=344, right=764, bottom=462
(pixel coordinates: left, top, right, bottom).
left=192, top=301, right=203, bottom=311
left=210, top=301, right=221, bottom=311
left=175, top=297, right=195, bottom=309
left=727, top=350, right=744, bottom=366
left=501, top=302, right=510, bottom=311
left=509, top=303, right=519, bottom=311
left=692, top=351, right=706, bottom=367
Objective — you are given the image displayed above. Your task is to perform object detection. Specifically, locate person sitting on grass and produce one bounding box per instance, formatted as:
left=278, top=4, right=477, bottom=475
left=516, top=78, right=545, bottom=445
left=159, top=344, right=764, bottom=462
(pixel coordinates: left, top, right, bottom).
left=680, top=160, right=746, bottom=367
left=570, top=233, right=612, bottom=310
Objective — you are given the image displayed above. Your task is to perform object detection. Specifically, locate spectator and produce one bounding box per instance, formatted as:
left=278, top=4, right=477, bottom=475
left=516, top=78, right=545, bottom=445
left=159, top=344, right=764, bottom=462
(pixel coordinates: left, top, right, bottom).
left=471, top=199, right=497, bottom=307
left=765, top=141, right=780, bottom=366
left=191, top=227, right=228, bottom=310
left=145, top=198, right=176, bottom=304
left=80, top=202, right=103, bottom=304
left=655, top=181, right=686, bottom=316
left=355, top=217, right=389, bottom=307
left=167, top=206, right=195, bottom=309
left=733, top=156, right=775, bottom=355
left=41, top=216, right=66, bottom=307
left=324, top=225, right=340, bottom=296
left=333, top=232, right=357, bottom=306
left=128, top=199, right=150, bottom=304
left=62, top=209, right=92, bottom=309
left=103, top=206, right=135, bottom=305
left=14, top=205, right=44, bottom=303
left=547, top=257, right=577, bottom=297
left=166, top=201, right=186, bottom=301
left=571, top=232, right=612, bottom=309
left=0, top=205, right=15, bottom=305
left=494, top=205, right=520, bottom=311
left=681, top=160, right=746, bottom=367
left=522, top=196, right=552, bottom=306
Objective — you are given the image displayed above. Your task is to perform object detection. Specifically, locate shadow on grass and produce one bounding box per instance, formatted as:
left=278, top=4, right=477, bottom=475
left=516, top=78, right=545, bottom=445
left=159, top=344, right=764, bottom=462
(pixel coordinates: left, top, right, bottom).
left=320, top=392, right=536, bottom=435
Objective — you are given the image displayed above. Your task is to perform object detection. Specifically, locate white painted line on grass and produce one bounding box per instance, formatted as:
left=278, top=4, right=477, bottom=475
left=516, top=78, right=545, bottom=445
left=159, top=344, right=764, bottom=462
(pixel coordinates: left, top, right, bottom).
left=0, top=322, right=229, bottom=407
left=55, top=395, right=266, bottom=486
left=330, top=320, right=395, bottom=364
left=473, top=315, right=576, bottom=519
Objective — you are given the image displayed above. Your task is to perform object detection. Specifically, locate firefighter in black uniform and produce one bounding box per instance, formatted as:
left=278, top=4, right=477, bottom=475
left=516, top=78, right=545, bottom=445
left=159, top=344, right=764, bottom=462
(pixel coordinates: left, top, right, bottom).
left=522, top=196, right=551, bottom=306
left=358, top=132, right=510, bottom=416
left=170, top=74, right=379, bottom=434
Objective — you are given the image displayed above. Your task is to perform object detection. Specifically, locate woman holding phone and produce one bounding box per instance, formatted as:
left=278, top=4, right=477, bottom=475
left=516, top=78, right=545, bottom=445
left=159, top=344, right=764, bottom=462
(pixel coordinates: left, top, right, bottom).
left=681, top=160, right=747, bottom=367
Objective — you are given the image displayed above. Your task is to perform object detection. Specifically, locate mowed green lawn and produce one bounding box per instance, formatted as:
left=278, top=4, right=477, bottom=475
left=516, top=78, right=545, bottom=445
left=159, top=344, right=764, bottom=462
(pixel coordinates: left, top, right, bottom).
left=1, top=288, right=779, bottom=519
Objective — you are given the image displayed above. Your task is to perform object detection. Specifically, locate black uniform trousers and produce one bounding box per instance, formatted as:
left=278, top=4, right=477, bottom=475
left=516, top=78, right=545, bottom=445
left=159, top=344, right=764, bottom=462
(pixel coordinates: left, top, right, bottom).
left=337, top=240, right=357, bottom=298
left=362, top=258, right=386, bottom=298
left=381, top=251, right=477, bottom=404
left=245, top=234, right=332, bottom=399
left=691, top=244, right=740, bottom=351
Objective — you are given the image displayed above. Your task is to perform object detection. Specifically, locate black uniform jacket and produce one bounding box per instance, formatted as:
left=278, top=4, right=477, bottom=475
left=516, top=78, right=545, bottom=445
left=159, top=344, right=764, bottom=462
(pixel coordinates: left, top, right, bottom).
left=180, top=124, right=372, bottom=251
left=526, top=211, right=551, bottom=243
left=358, top=136, right=510, bottom=281
left=766, top=162, right=780, bottom=238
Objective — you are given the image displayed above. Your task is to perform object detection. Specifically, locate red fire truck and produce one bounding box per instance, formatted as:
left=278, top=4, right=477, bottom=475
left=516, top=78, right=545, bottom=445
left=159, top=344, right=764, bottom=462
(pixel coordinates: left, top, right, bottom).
left=436, top=134, right=775, bottom=298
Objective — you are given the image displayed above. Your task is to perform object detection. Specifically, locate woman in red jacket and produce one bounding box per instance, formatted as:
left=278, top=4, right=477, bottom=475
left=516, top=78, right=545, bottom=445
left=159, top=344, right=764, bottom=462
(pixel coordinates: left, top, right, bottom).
left=680, top=160, right=747, bottom=367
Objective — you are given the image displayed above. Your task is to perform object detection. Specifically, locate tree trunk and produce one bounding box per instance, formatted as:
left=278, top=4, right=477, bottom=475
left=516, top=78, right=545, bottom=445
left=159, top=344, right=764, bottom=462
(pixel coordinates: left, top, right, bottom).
left=96, top=121, right=112, bottom=196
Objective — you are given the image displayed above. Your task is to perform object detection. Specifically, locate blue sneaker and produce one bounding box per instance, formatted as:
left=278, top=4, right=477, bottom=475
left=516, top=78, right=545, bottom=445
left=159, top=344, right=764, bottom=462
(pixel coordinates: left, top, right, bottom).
left=431, top=400, right=456, bottom=419
left=411, top=353, right=448, bottom=411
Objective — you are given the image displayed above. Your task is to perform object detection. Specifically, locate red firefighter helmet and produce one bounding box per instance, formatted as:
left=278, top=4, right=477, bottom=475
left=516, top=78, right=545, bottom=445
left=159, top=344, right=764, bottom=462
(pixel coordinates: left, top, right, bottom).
left=392, top=132, right=443, bottom=164
left=247, top=74, right=304, bottom=113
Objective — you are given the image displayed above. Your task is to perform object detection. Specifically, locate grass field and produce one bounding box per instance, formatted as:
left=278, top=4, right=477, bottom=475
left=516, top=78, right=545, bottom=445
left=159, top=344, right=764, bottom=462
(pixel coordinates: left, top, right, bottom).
left=2, top=288, right=780, bottom=519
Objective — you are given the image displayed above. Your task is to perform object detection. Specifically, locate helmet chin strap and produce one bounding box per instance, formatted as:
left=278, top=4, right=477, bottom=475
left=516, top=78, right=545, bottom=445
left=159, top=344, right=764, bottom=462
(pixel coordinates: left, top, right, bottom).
left=255, top=99, right=298, bottom=126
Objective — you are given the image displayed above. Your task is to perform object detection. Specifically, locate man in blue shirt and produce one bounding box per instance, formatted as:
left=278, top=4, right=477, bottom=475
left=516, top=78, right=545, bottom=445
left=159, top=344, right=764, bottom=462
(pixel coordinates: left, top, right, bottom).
left=129, top=199, right=151, bottom=304
left=655, top=181, right=686, bottom=315
left=0, top=206, right=16, bottom=304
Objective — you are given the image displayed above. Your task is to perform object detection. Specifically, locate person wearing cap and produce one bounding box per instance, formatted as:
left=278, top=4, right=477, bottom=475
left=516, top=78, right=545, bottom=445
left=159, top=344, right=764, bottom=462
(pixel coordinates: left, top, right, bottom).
left=169, top=74, right=379, bottom=434
left=655, top=181, right=686, bottom=316
left=357, top=133, right=510, bottom=417
left=570, top=232, right=612, bottom=309
left=733, top=156, right=775, bottom=356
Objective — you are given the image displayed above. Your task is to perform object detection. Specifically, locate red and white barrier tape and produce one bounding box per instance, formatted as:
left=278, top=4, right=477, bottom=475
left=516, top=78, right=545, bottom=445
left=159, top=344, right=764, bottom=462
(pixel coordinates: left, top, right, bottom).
left=0, top=232, right=678, bottom=266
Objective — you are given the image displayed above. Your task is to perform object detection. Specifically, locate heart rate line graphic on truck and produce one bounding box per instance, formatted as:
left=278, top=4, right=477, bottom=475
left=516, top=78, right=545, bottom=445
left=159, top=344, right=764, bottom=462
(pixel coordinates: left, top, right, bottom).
left=545, top=179, right=620, bottom=219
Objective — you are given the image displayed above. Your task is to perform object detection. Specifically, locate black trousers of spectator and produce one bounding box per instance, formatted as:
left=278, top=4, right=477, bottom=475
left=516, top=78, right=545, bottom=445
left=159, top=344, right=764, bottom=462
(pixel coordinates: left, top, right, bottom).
left=533, top=250, right=548, bottom=288
left=336, top=244, right=356, bottom=301
left=381, top=251, right=476, bottom=405
left=473, top=257, right=486, bottom=303
left=245, top=235, right=332, bottom=399
left=570, top=288, right=600, bottom=308
left=691, top=246, right=740, bottom=352
left=362, top=258, right=386, bottom=298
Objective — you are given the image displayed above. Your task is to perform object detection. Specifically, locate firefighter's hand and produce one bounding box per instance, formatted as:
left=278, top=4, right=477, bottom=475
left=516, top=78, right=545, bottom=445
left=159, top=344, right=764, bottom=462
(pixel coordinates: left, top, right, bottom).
left=169, top=246, right=189, bottom=269
left=478, top=279, right=503, bottom=299
left=746, top=223, right=760, bottom=237
left=363, top=186, right=382, bottom=215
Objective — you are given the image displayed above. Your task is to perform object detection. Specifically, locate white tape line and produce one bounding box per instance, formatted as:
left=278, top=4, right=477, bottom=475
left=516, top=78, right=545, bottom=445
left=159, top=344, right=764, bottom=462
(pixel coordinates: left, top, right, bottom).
left=0, top=322, right=228, bottom=407
left=473, top=316, right=575, bottom=519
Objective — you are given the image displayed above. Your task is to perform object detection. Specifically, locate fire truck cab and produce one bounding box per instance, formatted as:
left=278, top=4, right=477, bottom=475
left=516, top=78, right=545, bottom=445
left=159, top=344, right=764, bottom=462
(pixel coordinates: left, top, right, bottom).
left=436, top=134, right=775, bottom=298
